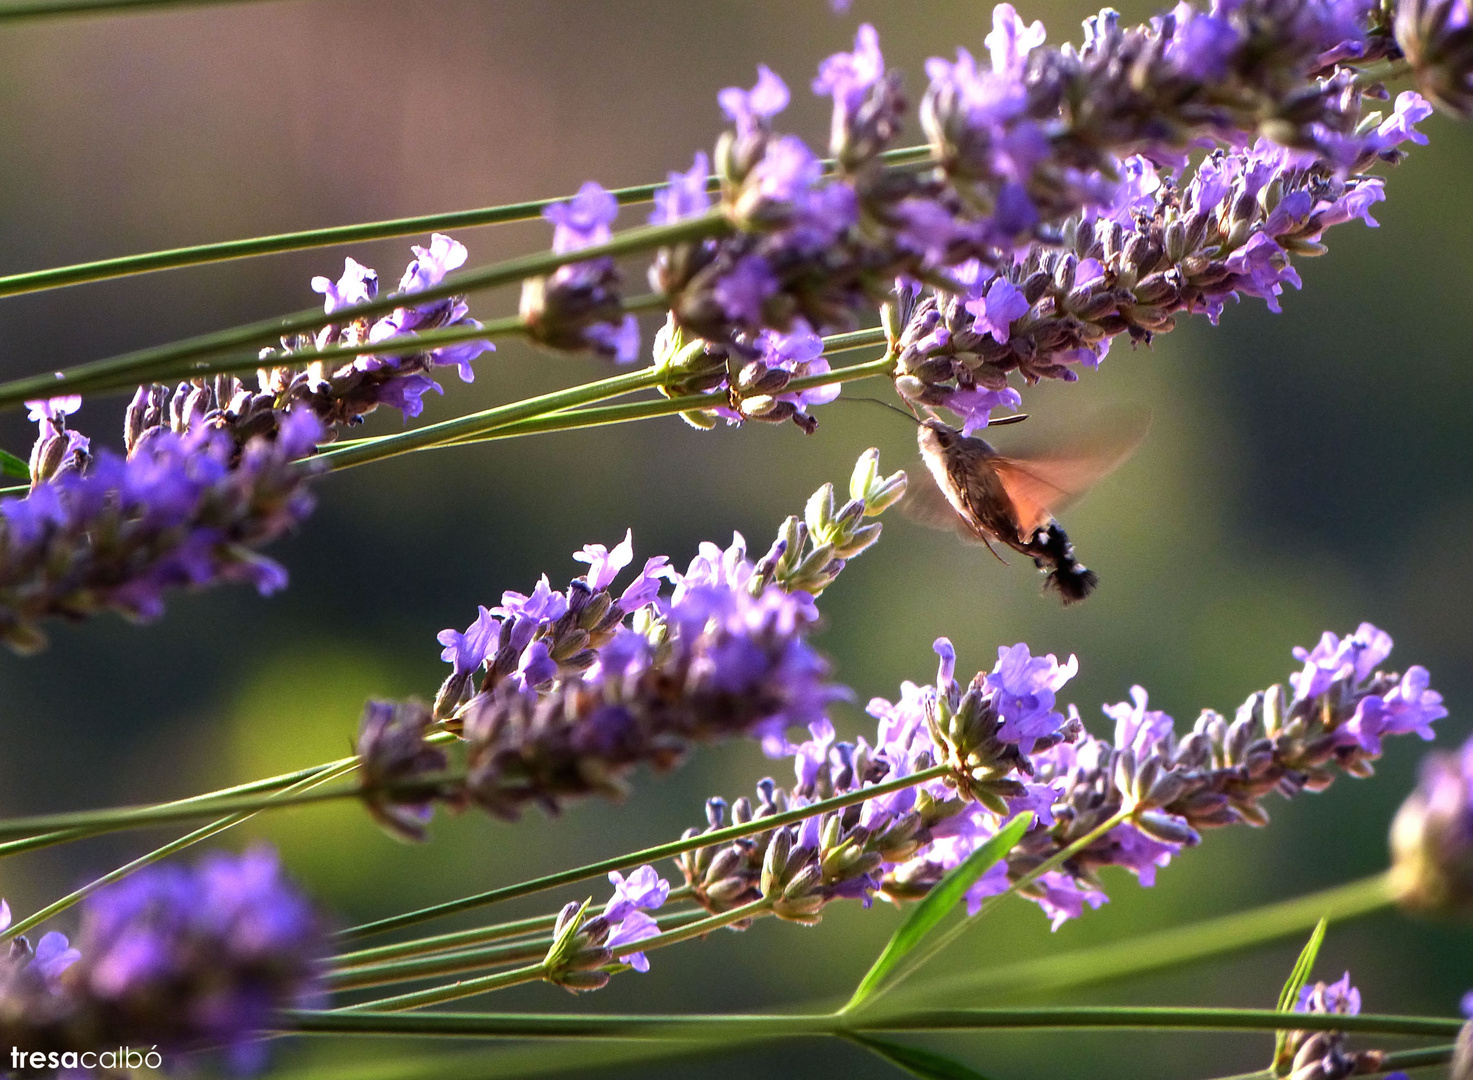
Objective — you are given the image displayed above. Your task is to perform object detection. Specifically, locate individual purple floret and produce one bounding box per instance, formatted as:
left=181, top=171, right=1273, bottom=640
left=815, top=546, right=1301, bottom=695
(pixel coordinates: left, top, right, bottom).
left=0, top=847, right=327, bottom=1072
left=521, top=181, right=640, bottom=363
left=1279, top=971, right=1391, bottom=1079
left=0, top=407, right=323, bottom=653
left=649, top=152, right=713, bottom=226
left=24, top=395, right=89, bottom=487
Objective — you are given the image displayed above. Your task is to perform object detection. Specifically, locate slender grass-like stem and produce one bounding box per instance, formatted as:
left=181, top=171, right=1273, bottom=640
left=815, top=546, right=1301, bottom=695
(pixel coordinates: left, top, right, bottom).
left=327, top=907, right=712, bottom=992
left=333, top=961, right=552, bottom=1014
left=0, top=757, right=364, bottom=940
left=326, top=351, right=897, bottom=469
left=316, top=344, right=674, bottom=473
left=0, top=148, right=931, bottom=300
left=906, top=870, right=1400, bottom=1006
left=0, top=770, right=468, bottom=843
left=337, top=763, right=951, bottom=941
left=0, top=754, right=359, bottom=860
left=0, top=0, right=280, bottom=20
left=19, top=317, right=529, bottom=406
left=0, top=214, right=726, bottom=413
left=331, top=886, right=697, bottom=971
left=281, top=1004, right=1464, bottom=1040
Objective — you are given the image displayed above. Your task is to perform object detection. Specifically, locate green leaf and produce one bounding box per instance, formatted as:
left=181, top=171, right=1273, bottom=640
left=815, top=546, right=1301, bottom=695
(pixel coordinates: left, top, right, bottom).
left=851, top=1034, right=1000, bottom=1080
left=0, top=449, right=28, bottom=480
left=844, top=811, right=1033, bottom=1011
left=1273, top=916, right=1328, bottom=1063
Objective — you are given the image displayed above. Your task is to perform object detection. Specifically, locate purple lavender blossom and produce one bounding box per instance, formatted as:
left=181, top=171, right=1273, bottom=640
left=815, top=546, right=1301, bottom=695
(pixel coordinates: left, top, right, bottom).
left=1295, top=972, right=1361, bottom=1015
left=1280, top=972, right=1391, bottom=1078
left=682, top=621, right=1445, bottom=933
left=713, top=253, right=780, bottom=323
left=603, top=866, right=670, bottom=923
left=650, top=152, right=713, bottom=226
left=718, top=65, right=791, bottom=137
left=0, top=848, right=327, bottom=1070
left=964, top=277, right=1031, bottom=344
left=605, top=911, right=661, bottom=973
left=544, top=182, right=619, bottom=254
left=0, top=410, right=322, bottom=653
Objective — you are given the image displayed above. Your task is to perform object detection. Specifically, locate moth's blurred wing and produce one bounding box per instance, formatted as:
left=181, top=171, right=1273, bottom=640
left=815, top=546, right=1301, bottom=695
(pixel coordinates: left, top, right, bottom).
left=899, top=464, right=967, bottom=532
left=991, top=410, right=1149, bottom=539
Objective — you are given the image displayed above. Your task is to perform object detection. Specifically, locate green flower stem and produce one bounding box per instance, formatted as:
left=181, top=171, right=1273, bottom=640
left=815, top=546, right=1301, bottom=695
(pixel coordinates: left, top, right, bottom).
left=0, top=0, right=276, bottom=21
left=0, top=753, right=358, bottom=860
left=281, top=1005, right=1464, bottom=1041
left=0, top=149, right=931, bottom=301
left=332, top=913, right=561, bottom=970
left=340, top=351, right=898, bottom=464
left=337, top=763, right=951, bottom=942
left=0, top=769, right=469, bottom=843
left=0, top=756, right=363, bottom=941
left=327, top=907, right=711, bottom=992
left=0, top=214, right=727, bottom=413
left=341, top=900, right=770, bottom=1014
left=331, top=885, right=697, bottom=970
left=333, top=962, right=552, bottom=1015
left=315, top=355, right=671, bottom=473
left=908, top=870, right=1399, bottom=1006
left=328, top=941, right=550, bottom=993
left=854, top=808, right=1133, bottom=1009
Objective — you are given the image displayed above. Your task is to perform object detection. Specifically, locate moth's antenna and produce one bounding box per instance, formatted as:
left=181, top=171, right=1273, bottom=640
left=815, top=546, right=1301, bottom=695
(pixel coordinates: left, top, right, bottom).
left=840, top=396, right=1030, bottom=429
left=841, top=396, right=923, bottom=426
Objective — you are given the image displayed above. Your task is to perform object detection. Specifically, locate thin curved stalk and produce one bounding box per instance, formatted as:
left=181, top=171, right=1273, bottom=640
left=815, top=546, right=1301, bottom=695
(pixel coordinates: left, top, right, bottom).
left=0, top=0, right=283, bottom=21
left=281, top=1004, right=1464, bottom=1040
left=906, top=870, right=1399, bottom=1006
left=0, top=754, right=358, bottom=860
left=0, top=770, right=469, bottom=843
left=0, top=757, right=363, bottom=940
left=0, top=147, right=930, bottom=300
left=0, top=214, right=727, bottom=412
left=331, top=885, right=697, bottom=970
left=326, top=351, right=897, bottom=469
left=337, top=763, right=951, bottom=941
left=328, top=907, right=711, bottom=992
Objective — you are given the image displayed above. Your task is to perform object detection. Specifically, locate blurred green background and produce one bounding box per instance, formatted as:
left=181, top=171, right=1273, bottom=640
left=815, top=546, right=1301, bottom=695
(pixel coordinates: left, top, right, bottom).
left=0, top=0, right=1469, bottom=1076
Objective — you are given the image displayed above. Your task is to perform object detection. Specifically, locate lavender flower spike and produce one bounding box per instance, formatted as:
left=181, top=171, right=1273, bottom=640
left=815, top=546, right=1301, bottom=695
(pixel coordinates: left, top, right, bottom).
left=0, top=409, right=323, bottom=654
left=364, top=452, right=902, bottom=835
left=0, top=847, right=327, bottom=1072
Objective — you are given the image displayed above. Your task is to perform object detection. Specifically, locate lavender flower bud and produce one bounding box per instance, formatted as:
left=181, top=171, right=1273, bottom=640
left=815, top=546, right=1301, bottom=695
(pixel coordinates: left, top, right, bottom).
left=1396, top=0, right=1473, bottom=116
left=1390, top=734, right=1473, bottom=915
left=355, top=699, right=451, bottom=842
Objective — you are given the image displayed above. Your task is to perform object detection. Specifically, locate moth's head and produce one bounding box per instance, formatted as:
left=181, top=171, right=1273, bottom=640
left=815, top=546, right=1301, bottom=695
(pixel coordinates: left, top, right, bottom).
left=918, top=418, right=960, bottom=453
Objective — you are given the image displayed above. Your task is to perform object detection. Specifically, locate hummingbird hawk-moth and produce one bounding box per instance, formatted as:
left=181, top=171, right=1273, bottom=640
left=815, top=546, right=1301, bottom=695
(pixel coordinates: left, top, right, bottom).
left=903, top=412, right=1146, bottom=604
